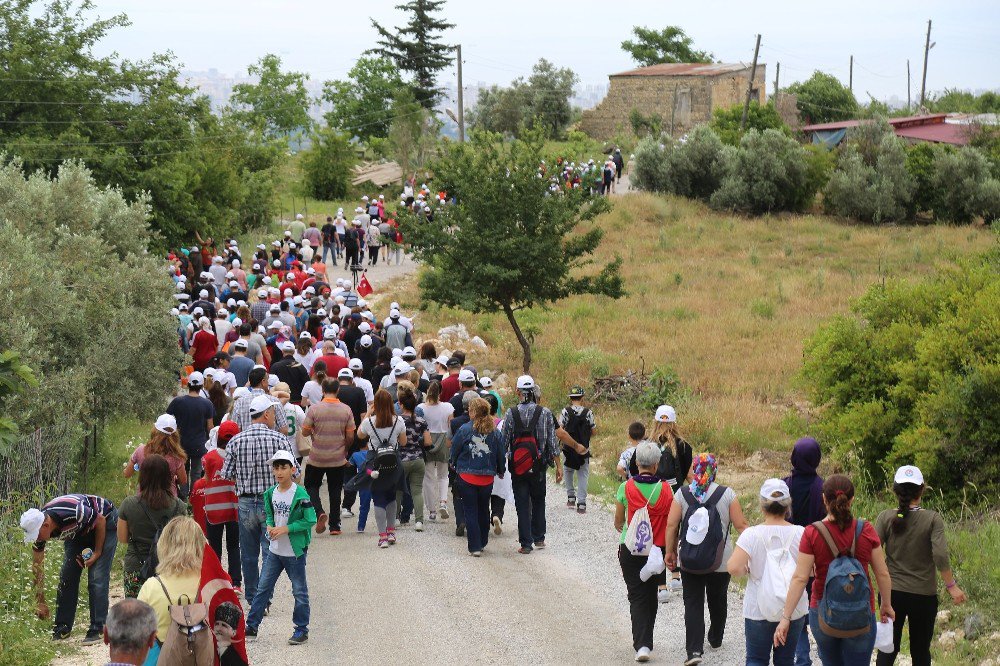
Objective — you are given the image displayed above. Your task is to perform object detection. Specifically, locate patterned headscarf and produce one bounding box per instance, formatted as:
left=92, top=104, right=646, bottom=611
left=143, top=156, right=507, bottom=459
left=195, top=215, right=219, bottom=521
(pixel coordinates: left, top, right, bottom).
left=689, top=453, right=718, bottom=503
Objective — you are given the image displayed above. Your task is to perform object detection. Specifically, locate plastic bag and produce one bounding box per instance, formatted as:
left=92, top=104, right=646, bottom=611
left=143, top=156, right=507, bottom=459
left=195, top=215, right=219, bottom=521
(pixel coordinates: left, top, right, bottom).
left=875, top=620, right=894, bottom=653
left=640, top=545, right=665, bottom=582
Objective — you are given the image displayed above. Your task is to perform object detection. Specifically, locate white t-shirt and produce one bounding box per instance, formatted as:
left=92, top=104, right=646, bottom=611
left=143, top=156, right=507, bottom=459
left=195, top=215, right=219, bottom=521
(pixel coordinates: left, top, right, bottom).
left=354, top=377, right=375, bottom=404
left=294, top=350, right=316, bottom=373
left=269, top=483, right=297, bottom=556
left=300, top=245, right=314, bottom=263
left=359, top=416, right=405, bottom=450
left=214, top=320, right=234, bottom=347
left=735, top=524, right=808, bottom=621
left=418, top=401, right=455, bottom=433
left=334, top=219, right=347, bottom=235
left=301, top=380, right=323, bottom=407
left=284, top=403, right=306, bottom=457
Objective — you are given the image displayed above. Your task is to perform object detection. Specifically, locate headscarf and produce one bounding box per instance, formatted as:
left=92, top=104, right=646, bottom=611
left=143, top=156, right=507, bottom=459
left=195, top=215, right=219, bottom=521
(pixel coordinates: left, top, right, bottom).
left=689, top=453, right=718, bottom=503
left=783, top=437, right=825, bottom=526
left=788, top=437, right=821, bottom=476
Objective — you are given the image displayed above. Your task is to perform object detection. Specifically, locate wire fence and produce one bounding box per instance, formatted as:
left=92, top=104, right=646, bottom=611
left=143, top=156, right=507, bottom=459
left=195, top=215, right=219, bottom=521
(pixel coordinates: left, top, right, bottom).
left=0, top=422, right=89, bottom=508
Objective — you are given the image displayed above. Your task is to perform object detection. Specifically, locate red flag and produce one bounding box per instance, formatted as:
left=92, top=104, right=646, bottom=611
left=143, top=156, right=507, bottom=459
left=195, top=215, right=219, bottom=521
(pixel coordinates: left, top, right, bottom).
left=199, top=545, right=249, bottom=665
left=357, top=272, right=374, bottom=297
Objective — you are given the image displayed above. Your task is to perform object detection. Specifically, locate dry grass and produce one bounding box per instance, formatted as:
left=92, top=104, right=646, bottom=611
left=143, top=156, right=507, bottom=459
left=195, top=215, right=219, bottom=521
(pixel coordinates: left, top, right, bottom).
left=389, top=192, right=993, bottom=481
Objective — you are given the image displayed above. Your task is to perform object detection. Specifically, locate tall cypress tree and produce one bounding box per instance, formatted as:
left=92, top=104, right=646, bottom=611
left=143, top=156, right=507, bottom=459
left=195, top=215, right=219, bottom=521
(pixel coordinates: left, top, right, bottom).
left=369, top=0, right=455, bottom=109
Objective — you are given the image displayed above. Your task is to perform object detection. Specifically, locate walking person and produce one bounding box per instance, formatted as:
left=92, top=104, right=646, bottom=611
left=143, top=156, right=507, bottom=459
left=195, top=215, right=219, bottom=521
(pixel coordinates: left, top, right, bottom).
left=396, top=382, right=431, bottom=531
left=356, top=389, right=407, bottom=548
left=773, top=475, right=895, bottom=666
left=652, top=404, right=694, bottom=599
left=614, top=441, right=673, bottom=663
left=449, top=397, right=506, bottom=556
left=301, top=378, right=356, bottom=535
left=198, top=420, right=242, bottom=594
left=418, top=380, right=454, bottom=522
left=665, top=454, right=748, bottom=665
left=166, top=370, right=215, bottom=497
left=874, top=466, right=966, bottom=666
left=727, top=479, right=809, bottom=665
left=122, top=414, right=188, bottom=496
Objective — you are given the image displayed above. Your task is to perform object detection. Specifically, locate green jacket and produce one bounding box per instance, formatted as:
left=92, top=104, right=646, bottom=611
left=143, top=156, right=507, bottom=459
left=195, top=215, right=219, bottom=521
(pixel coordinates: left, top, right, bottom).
left=263, top=483, right=316, bottom=558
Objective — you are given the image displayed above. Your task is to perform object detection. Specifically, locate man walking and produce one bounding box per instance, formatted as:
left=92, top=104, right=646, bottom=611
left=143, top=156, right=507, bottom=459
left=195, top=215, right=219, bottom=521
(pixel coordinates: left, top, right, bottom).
left=166, top=371, right=215, bottom=496
left=301, top=379, right=355, bottom=535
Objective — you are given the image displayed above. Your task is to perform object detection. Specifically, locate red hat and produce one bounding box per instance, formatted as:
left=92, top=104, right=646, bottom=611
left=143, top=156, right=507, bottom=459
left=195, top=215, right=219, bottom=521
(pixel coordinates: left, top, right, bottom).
left=217, top=421, right=240, bottom=444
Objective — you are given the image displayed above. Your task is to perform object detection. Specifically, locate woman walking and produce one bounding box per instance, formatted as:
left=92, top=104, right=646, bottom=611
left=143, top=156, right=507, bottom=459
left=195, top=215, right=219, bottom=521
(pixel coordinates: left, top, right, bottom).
left=418, top=381, right=454, bottom=522
left=614, top=441, right=673, bottom=663
left=727, top=479, right=808, bottom=665
left=123, top=414, right=188, bottom=496
left=396, top=383, right=431, bottom=531
left=774, top=475, right=895, bottom=666
left=874, top=466, right=966, bottom=666
left=651, top=404, right=694, bottom=599
left=356, top=389, right=407, bottom=548
left=449, top=397, right=506, bottom=556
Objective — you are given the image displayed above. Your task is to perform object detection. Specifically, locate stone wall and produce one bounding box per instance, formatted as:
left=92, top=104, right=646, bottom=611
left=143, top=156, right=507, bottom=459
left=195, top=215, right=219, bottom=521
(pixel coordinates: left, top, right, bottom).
left=580, top=66, right=767, bottom=140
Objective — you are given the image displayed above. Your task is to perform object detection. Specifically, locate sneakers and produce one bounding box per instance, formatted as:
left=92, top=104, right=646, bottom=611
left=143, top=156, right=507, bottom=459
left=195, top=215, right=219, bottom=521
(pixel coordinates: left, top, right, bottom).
left=684, top=654, right=703, bottom=666
left=517, top=547, right=533, bottom=555
left=492, top=516, right=502, bottom=535
left=470, top=550, right=482, bottom=557
left=429, top=511, right=437, bottom=521
left=669, top=577, right=683, bottom=592
left=414, top=521, right=424, bottom=532
left=387, top=530, right=397, bottom=545
left=657, top=588, right=669, bottom=604
left=635, top=646, right=651, bottom=662
left=340, top=507, right=354, bottom=518
left=329, top=528, right=342, bottom=536
left=567, top=496, right=576, bottom=508
left=288, top=630, right=308, bottom=645
left=81, top=629, right=102, bottom=645
left=315, top=513, right=329, bottom=534
left=52, top=626, right=71, bottom=641
left=533, top=541, right=546, bottom=549
left=439, top=504, right=449, bottom=519
left=577, top=503, right=587, bottom=514
left=378, top=534, right=389, bottom=548
left=245, top=625, right=258, bottom=638
left=455, top=524, right=465, bottom=537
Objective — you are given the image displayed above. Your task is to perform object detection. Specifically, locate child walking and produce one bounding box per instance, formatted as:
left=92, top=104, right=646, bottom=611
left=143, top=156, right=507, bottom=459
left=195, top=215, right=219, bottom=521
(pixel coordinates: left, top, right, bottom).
left=246, top=450, right=316, bottom=645
left=616, top=422, right=647, bottom=480
left=349, top=448, right=372, bottom=532
left=559, top=386, right=596, bottom=513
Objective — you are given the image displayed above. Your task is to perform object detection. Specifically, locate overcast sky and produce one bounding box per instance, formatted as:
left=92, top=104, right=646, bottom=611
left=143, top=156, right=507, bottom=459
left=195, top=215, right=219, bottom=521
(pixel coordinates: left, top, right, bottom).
left=88, top=0, right=999, bottom=102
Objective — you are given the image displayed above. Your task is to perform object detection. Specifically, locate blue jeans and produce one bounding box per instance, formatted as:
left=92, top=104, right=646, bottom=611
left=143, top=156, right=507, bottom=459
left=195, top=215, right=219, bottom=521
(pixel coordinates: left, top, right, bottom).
left=511, top=471, right=546, bottom=549
left=55, top=511, right=118, bottom=634
left=745, top=617, right=805, bottom=666
left=809, top=608, right=876, bottom=666
left=322, top=242, right=335, bottom=263
left=247, top=550, right=309, bottom=633
left=357, top=489, right=371, bottom=531
left=795, top=620, right=812, bottom=665
left=238, top=496, right=269, bottom=603
left=457, top=478, right=493, bottom=552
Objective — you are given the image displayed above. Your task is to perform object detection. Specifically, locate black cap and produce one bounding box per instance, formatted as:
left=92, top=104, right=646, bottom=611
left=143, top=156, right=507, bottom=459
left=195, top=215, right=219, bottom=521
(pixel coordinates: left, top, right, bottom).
left=446, top=356, right=462, bottom=368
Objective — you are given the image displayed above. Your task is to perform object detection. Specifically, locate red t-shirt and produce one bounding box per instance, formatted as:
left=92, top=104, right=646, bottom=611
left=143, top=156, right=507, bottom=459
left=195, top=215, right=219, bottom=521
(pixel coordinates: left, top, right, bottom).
left=440, top=374, right=460, bottom=402
left=800, top=519, right=881, bottom=611
left=459, top=473, right=493, bottom=486
left=191, top=330, right=219, bottom=370
left=314, top=354, right=348, bottom=376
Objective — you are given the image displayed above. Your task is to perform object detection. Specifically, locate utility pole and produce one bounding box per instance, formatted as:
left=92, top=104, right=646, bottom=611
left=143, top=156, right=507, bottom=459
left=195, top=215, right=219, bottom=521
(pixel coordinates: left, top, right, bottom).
left=907, top=59, right=911, bottom=111
left=774, top=62, right=780, bottom=100
left=849, top=55, right=854, bottom=93
left=670, top=85, right=678, bottom=136
left=741, top=34, right=762, bottom=131
left=456, top=44, right=465, bottom=142
left=920, top=19, right=932, bottom=107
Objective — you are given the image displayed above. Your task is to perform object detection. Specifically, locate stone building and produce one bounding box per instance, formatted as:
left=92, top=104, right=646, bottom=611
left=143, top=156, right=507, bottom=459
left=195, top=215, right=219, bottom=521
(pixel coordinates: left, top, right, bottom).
left=579, top=62, right=767, bottom=140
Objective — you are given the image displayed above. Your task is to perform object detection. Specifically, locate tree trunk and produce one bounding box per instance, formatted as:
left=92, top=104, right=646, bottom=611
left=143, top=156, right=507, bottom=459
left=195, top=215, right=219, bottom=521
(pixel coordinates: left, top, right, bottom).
left=502, top=303, right=531, bottom=373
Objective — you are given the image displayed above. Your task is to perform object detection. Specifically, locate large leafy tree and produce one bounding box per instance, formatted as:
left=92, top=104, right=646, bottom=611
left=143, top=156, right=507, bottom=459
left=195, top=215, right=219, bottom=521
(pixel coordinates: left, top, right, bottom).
left=468, top=59, right=578, bottom=139
left=369, top=0, right=455, bottom=109
left=300, top=128, right=357, bottom=201
left=621, top=26, right=713, bottom=67
left=786, top=71, right=858, bottom=124
left=387, top=88, right=441, bottom=184
left=709, top=101, right=789, bottom=146
left=402, top=129, right=624, bottom=372
left=322, top=57, right=405, bottom=142
left=230, top=54, right=312, bottom=137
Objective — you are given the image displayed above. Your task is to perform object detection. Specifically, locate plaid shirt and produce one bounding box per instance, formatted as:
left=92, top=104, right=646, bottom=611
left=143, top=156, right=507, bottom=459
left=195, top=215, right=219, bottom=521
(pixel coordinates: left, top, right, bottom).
left=501, top=401, right=558, bottom=464
left=230, top=388, right=287, bottom=433
left=220, top=423, right=296, bottom=496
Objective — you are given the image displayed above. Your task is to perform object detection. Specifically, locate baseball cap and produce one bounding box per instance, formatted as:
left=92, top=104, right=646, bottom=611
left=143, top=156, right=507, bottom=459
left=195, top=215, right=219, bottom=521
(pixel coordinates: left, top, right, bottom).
left=232, top=387, right=250, bottom=401
left=233, top=339, right=248, bottom=350
left=359, top=334, right=373, bottom=348
left=199, top=289, right=209, bottom=299
left=655, top=405, right=677, bottom=423
left=217, top=421, right=240, bottom=442
left=20, top=508, right=45, bottom=543
left=249, top=395, right=274, bottom=416
left=187, top=371, right=205, bottom=387
left=435, top=354, right=450, bottom=367
left=568, top=385, right=585, bottom=398
left=348, top=358, right=364, bottom=371
left=192, top=306, right=204, bottom=316
left=402, top=346, right=417, bottom=359
left=393, top=363, right=413, bottom=376
left=358, top=322, right=372, bottom=333
left=479, top=377, right=493, bottom=389
left=283, top=288, right=293, bottom=297
left=446, top=356, right=462, bottom=368
left=170, top=307, right=179, bottom=316
left=458, top=369, right=476, bottom=383
left=154, top=414, right=177, bottom=434
left=323, top=328, right=337, bottom=339
left=759, top=478, right=791, bottom=501
left=271, top=449, right=296, bottom=465
left=299, top=331, right=312, bottom=340
left=389, top=309, right=401, bottom=319
left=516, top=375, right=536, bottom=390
left=258, top=289, right=268, bottom=298
left=279, top=340, right=295, bottom=352
left=338, top=368, right=354, bottom=379
left=293, top=295, right=303, bottom=306
left=390, top=301, right=400, bottom=310
left=269, top=321, right=282, bottom=330
left=894, top=465, right=924, bottom=486
left=686, top=508, right=710, bottom=545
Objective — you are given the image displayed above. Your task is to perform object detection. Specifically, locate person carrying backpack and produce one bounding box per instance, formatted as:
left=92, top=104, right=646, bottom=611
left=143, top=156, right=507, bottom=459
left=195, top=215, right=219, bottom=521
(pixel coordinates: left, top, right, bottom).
left=559, top=386, right=596, bottom=513
left=874, top=466, right=966, bottom=666
left=727, top=479, right=808, bottom=665
left=500, top=375, right=560, bottom=555
left=613, top=441, right=673, bottom=663
left=773, top=474, right=895, bottom=666
left=665, top=453, right=748, bottom=666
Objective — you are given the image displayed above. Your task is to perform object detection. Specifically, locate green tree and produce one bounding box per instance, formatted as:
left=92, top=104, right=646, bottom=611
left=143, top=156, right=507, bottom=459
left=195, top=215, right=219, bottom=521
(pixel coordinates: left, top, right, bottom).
left=401, top=129, right=624, bottom=371
left=467, top=85, right=530, bottom=137
left=300, top=128, right=357, bottom=200
left=710, top=128, right=814, bottom=214
left=708, top=101, right=789, bottom=145
left=467, top=59, right=578, bottom=139
left=387, top=88, right=441, bottom=184
left=0, top=350, right=37, bottom=453
left=369, top=0, right=455, bottom=109
left=230, top=54, right=312, bottom=137
left=322, top=57, right=405, bottom=142
left=620, top=26, right=713, bottom=67
left=786, top=71, right=858, bottom=124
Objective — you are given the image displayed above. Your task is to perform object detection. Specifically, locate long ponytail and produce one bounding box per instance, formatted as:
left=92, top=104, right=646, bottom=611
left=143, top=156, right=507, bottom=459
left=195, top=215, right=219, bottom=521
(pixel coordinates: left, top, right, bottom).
left=822, top=474, right=855, bottom=530
left=891, top=482, right=923, bottom=534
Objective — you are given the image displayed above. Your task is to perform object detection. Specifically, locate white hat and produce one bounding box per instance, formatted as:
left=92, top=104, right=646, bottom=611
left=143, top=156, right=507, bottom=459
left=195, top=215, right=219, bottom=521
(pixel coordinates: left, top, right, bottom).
left=323, top=328, right=337, bottom=340
left=269, top=304, right=280, bottom=313
left=283, top=288, right=293, bottom=297
left=288, top=243, right=297, bottom=250
left=218, top=309, right=229, bottom=318
left=391, top=349, right=402, bottom=358
left=301, top=238, right=311, bottom=247
left=655, top=405, right=677, bottom=423
left=226, top=271, right=235, bottom=279
left=279, top=340, right=296, bottom=352
left=263, top=276, right=272, bottom=285
left=435, top=354, right=450, bottom=366
left=272, top=240, right=281, bottom=247
left=316, top=307, right=325, bottom=315
left=479, top=377, right=493, bottom=389
left=759, top=478, right=791, bottom=501
left=154, top=414, right=177, bottom=434
left=20, top=508, right=45, bottom=543
left=335, top=278, right=345, bottom=287
left=352, top=219, right=362, bottom=226
left=232, top=317, right=243, bottom=327
left=188, top=371, right=205, bottom=386
left=402, top=346, right=417, bottom=358
left=295, top=213, right=304, bottom=220
left=233, top=386, right=250, bottom=400
left=894, top=465, right=924, bottom=486
left=685, top=507, right=710, bottom=545
left=348, top=358, right=364, bottom=371
left=379, top=194, right=385, bottom=200
left=361, top=196, right=370, bottom=201
left=359, top=334, right=373, bottom=348
left=393, top=363, right=413, bottom=376
left=355, top=207, right=364, bottom=213
left=389, top=309, right=401, bottom=319
left=258, top=289, right=268, bottom=298
left=267, top=374, right=279, bottom=388
left=358, top=322, right=371, bottom=333
left=232, top=259, right=241, bottom=268
left=269, top=321, right=282, bottom=330
left=213, top=256, right=223, bottom=263
left=257, top=243, right=266, bottom=250
left=458, top=369, right=476, bottom=383
left=233, top=339, right=249, bottom=350
left=293, top=295, right=303, bottom=306
left=199, top=289, right=209, bottom=299
left=357, top=298, right=367, bottom=308
left=273, top=259, right=281, bottom=267
left=270, top=449, right=296, bottom=464
left=362, top=311, right=374, bottom=321
left=170, top=307, right=179, bottom=316
left=338, top=368, right=354, bottom=379
left=229, top=280, right=239, bottom=288
left=192, top=306, right=204, bottom=316
left=178, top=303, right=189, bottom=311
left=297, top=331, right=311, bottom=341
left=390, top=301, right=400, bottom=310
left=516, top=375, right=536, bottom=390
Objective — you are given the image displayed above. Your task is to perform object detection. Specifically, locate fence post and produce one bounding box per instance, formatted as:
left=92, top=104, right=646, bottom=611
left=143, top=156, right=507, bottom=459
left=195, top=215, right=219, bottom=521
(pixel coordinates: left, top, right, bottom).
left=81, top=433, right=90, bottom=493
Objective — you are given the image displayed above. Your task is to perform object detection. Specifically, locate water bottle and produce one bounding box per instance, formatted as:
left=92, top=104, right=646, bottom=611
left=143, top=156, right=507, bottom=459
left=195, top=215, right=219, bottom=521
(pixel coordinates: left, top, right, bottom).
left=81, top=548, right=94, bottom=562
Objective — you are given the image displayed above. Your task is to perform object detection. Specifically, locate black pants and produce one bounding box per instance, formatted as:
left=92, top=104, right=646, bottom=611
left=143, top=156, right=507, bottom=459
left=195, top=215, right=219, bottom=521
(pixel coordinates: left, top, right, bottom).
left=304, top=464, right=346, bottom=530
left=206, top=521, right=241, bottom=587
left=368, top=246, right=380, bottom=265
left=345, top=246, right=359, bottom=268
left=511, top=472, right=546, bottom=549
left=875, top=590, right=937, bottom=666
left=619, top=545, right=666, bottom=651
left=681, top=570, right=730, bottom=655
left=490, top=495, right=505, bottom=522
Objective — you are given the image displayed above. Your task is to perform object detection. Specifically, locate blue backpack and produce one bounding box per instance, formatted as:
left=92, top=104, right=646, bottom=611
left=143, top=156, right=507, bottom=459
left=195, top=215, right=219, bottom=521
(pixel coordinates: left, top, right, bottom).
left=813, top=520, right=873, bottom=638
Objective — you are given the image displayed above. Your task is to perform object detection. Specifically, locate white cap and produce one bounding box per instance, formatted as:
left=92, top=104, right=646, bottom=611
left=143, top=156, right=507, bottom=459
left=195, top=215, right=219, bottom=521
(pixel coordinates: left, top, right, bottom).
left=759, top=478, right=791, bottom=501
left=362, top=311, right=374, bottom=321
left=390, top=301, right=400, bottom=310
left=219, top=308, right=229, bottom=317
left=894, top=465, right=924, bottom=486
left=179, top=303, right=189, bottom=311
left=323, top=328, right=337, bottom=340
left=393, top=363, right=413, bottom=376
left=257, top=243, right=266, bottom=250
left=199, top=289, right=209, bottom=299
left=263, top=276, right=272, bottom=285
left=267, top=374, right=279, bottom=388
left=258, top=289, right=268, bottom=298
left=685, top=508, right=710, bottom=545
left=389, top=308, right=400, bottom=319
left=293, top=295, right=303, bottom=306
left=283, top=288, right=293, bottom=297
left=458, top=369, right=476, bottom=383
left=357, top=298, right=367, bottom=307
left=295, top=213, right=304, bottom=220
left=358, top=322, right=371, bottom=333
left=435, top=354, right=450, bottom=366
left=348, top=358, right=364, bottom=371
left=362, top=195, right=369, bottom=201
left=272, top=240, right=281, bottom=247
left=233, top=386, right=250, bottom=401
left=233, top=339, right=248, bottom=350
left=335, top=278, right=345, bottom=287
left=273, top=259, right=281, bottom=267
left=232, top=317, right=243, bottom=327
left=203, top=367, right=217, bottom=380
left=359, top=334, right=373, bottom=348
left=213, top=256, right=223, bottom=263
left=270, top=449, right=296, bottom=464
left=654, top=405, right=677, bottom=423
left=338, top=368, right=354, bottom=379
left=280, top=340, right=296, bottom=352
left=516, top=375, right=535, bottom=390
left=402, top=346, right=417, bottom=358
left=229, top=280, right=239, bottom=288
left=301, top=238, right=311, bottom=247
left=479, top=377, right=493, bottom=389
left=269, top=321, right=282, bottom=330
left=20, top=508, right=45, bottom=543
left=192, top=306, right=204, bottom=316
left=170, top=307, right=179, bottom=316
left=269, top=304, right=280, bottom=313
left=187, top=371, right=205, bottom=386
left=391, top=349, right=403, bottom=358
left=154, top=414, right=177, bottom=434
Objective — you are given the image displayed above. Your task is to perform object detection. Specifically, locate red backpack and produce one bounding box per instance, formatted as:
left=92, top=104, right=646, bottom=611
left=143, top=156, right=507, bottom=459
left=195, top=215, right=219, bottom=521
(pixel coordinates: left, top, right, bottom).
left=510, top=406, right=544, bottom=476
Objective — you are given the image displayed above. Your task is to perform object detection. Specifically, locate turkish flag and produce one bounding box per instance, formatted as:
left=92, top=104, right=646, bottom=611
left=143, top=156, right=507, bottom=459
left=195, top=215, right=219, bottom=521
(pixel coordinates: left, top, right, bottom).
left=199, top=545, right=249, bottom=665
left=357, top=273, right=374, bottom=297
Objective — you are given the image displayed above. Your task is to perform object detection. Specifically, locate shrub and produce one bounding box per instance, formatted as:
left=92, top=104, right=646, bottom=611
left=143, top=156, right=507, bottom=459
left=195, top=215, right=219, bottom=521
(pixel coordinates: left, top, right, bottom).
left=931, top=147, right=1000, bottom=223
left=709, top=129, right=813, bottom=214
left=300, top=127, right=356, bottom=201
left=803, top=144, right=836, bottom=202
left=708, top=101, right=789, bottom=146
left=667, top=125, right=728, bottom=200
left=823, top=120, right=914, bottom=223
left=905, top=142, right=940, bottom=214
left=801, top=248, right=1000, bottom=500
left=632, top=135, right=672, bottom=193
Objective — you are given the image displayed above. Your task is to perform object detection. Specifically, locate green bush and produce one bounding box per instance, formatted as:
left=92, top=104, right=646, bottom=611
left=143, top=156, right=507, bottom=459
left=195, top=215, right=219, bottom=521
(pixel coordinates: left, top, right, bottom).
left=300, top=128, right=356, bottom=201
left=931, top=147, right=1000, bottom=223
left=709, top=129, right=814, bottom=214
left=632, top=125, right=727, bottom=201
left=905, top=142, right=940, bottom=214
left=632, top=135, right=671, bottom=193
left=708, top=101, right=790, bottom=146
left=802, top=248, right=1000, bottom=499
left=803, top=145, right=836, bottom=203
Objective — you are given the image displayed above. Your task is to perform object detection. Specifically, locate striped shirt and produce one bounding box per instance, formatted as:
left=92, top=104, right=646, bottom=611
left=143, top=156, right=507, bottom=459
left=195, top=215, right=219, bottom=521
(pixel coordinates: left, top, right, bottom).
left=501, top=402, right=558, bottom=464
left=303, top=399, right=355, bottom=467
left=34, top=494, right=115, bottom=550
left=220, top=423, right=296, bottom=496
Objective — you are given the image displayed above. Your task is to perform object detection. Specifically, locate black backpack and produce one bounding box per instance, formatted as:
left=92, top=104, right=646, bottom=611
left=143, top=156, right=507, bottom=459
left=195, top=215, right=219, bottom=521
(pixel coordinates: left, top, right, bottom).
left=562, top=407, right=592, bottom=471
left=678, top=485, right=729, bottom=574
left=510, top=406, right=544, bottom=477
left=136, top=500, right=170, bottom=582
left=368, top=417, right=400, bottom=477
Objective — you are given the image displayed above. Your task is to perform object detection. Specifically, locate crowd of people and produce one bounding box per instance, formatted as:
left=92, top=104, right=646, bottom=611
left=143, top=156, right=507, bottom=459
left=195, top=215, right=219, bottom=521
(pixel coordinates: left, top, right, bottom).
left=539, top=147, right=626, bottom=196
left=16, top=195, right=969, bottom=665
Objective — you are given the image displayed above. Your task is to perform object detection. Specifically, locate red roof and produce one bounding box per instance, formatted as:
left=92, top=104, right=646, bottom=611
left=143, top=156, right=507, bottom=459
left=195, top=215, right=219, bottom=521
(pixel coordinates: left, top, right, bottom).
left=611, top=63, right=752, bottom=77
left=801, top=114, right=948, bottom=132
left=801, top=114, right=970, bottom=146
